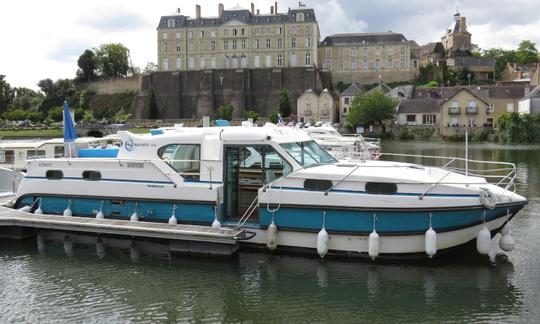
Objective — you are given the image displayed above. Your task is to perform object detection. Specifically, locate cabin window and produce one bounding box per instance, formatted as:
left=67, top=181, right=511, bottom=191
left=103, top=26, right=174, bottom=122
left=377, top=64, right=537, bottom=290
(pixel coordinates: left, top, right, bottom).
left=82, top=171, right=102, bottom=181
left=0, top=150, right=15, bottom=163
left=365, top=182, right=397, bottom=195
left=303, top=179, right=333, bottom=191
left=158, top=144, right=201, bottom=180
left=46, top=170, right=63, bottom=180
left=54, top=146, right=65, bottom=157
left=27, top=150, right=46, bottom=159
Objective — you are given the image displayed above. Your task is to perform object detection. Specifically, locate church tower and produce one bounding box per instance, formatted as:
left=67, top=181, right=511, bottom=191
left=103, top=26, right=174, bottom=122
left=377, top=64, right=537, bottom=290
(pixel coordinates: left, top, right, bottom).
left=441, top=11, right=472, bottom=57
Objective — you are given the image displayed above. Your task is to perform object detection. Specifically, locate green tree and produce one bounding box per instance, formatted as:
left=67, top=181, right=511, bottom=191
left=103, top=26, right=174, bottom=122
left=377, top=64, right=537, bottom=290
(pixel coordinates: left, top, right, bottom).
left=143, top=62, right=158, bottom=73
left=480, top=48, right=517, bottom=79
left=147, top=87, right=159, bottom=119
left=278, top=89, right=291, bottom=117
left=82, top=110, right=96, bottom=123
left=515, top=40, right=539, bottom=65
left=26, top=111, right=43, bottom=122
left=47, top=106, right=64, bottom=122
left=0, top=75, right=13, bottom=113
left=245, top=110, right=259, bottom=122
left=269, top=110, right=280, bottom=124
left=218, top=103, right=234, bottom=121
left=336, top=81, right=350, bottom=93
left=3, top=109, right=28, bottom=121
left=77, top=49, right=98, bottom=82
left=37, top=78, right=77, bottom=113
left=74, top=108, right=86, bottom=122
left=10, top=87, right=44, bottom=111
left=346, top=92, right=398, bottom=133
left=95, top=43, right=131, bottom=78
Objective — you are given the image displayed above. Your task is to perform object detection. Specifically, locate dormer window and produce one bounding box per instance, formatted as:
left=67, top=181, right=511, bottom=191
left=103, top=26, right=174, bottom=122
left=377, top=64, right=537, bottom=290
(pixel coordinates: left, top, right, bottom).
left=297, top=13, right=305, bottom=22
left=167, top=19, right=175, bottom=28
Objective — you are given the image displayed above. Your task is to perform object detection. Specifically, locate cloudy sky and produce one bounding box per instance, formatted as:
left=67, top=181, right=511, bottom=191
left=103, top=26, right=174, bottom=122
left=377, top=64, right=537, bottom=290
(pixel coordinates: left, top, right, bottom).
left=1, top=0, right=539, bottom=89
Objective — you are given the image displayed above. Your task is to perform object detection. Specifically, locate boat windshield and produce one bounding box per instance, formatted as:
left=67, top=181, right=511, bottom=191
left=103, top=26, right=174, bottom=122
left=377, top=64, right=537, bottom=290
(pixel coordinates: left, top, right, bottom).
left=280, top=140, right=337, bottom=167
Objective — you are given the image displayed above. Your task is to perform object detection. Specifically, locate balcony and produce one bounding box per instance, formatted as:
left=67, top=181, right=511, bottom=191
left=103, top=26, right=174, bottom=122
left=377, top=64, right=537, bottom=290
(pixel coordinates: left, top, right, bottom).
left=321, top=109, right=330, bottom=116
left=448, top=107, right=461, bottom=115
left=466, top=106, right=478, bottom=114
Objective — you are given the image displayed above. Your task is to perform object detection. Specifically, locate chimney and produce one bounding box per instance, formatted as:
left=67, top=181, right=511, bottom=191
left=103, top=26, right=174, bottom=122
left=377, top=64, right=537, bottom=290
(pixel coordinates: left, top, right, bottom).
left=176, top=8, right=181, bottom=14
left=251, top=3, right=255, bottom=15
left=270, top=6, right=274, bottom=14
left=196, top=5, right=201, bottom=19
left=257, top=9, right=260, bottom=15
left=275, top=2, right=278, bottom=13
left=459, top=16, right=467, bottom=32
left=218, top=3, right=224, bottom=16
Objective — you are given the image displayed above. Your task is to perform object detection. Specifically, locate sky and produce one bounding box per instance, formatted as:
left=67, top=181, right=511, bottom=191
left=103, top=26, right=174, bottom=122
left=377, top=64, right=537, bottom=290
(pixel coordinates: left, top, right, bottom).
left=1, top=0, right=539, bottom=90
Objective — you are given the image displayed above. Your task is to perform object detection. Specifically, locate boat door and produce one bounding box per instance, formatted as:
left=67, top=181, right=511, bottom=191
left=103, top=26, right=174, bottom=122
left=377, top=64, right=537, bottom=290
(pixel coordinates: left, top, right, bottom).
left=223, top=145, right=291, bottom=222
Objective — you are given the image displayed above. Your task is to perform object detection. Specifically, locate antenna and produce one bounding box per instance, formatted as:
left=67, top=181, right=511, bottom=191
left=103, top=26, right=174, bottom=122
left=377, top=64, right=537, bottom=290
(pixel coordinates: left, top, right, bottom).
left=455, top=0, right=459, bottom=14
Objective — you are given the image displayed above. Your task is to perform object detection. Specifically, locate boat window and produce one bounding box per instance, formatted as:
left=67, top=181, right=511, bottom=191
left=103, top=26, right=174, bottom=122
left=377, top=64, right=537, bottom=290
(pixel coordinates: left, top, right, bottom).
left=365, top=182, right=397, bottom=195
left=54, top=145, right=65, bottom=157
left=280, top=140, right=336, bottom=167
left=158, top=144, right=201, bottom=180
left=0, top=150, right=15, bottom=163
left=27, top=150, right=46, bottom=160
left=303, top=179, right=333, bottom=191
left=82, top=171, right=102, bottom=181
left=46, top=170, right=63, bottom=180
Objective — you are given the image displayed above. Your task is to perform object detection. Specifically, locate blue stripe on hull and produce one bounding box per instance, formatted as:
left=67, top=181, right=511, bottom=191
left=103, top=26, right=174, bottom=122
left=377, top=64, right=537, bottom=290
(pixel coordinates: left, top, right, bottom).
left=30, top=196, right=215, bottom=223
left=258, top=205, right=522, bottom=234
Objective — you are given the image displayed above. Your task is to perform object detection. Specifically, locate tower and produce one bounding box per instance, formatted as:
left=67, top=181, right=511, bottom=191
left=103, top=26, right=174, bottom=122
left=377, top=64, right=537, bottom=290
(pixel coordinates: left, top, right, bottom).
left=441, top=10, right=472, bottom=57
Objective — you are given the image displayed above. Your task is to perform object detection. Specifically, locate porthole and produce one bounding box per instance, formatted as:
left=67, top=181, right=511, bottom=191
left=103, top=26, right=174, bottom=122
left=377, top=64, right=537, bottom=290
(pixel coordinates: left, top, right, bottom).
left=82, top=171, right=102, bottom=181
left=46, top=170, right=63, bottom=180
left=303, top=179, right=333, bottom=191
left=365, top=182, right=397, bottom=195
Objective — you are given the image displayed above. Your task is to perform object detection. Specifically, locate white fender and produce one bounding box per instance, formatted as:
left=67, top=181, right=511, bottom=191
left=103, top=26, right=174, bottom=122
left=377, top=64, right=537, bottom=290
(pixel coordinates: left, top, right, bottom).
left=499, top=233, right=515, bottom=252
left=212, top=216, right=221, bottom=228
left=96, top=210, right=104, bottom=219
left=34, top=201, right=43, bottom=215
left=130, top=211, right=139, bottom=222
left=63, top=200, right=72, bottom=217
left=476, top=224, right=491, bottom=255
left=169, top=214, right=178, bottom=225
left=317, top=228, right=329, bottom=258
left=368, top=230, right=380, bottom=260
left=425, top=227, right=437, bottom=258
left=266, top=222, right=278, bottom=250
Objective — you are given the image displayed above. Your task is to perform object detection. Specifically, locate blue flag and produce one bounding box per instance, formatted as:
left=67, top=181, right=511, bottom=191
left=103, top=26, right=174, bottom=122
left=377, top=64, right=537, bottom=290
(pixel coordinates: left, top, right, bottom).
left=63, top=101, right=77, bottom=142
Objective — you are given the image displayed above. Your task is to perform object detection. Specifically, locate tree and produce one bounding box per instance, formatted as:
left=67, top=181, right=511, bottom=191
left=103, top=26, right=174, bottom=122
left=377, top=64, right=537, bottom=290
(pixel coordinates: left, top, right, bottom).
left=77, top=49, right=98, bottom=82
left=143, top=62, right=158, bottom=74
left=278, top=89, right=291, bottom=117
left=0, top=75, right=13, bottom=113
left=346, top=92, right=398, bottom=134
left=37, top=78, right=77, bottom=113
left=480, top=48, right=516, bottom=79
left=218, top=103, right=234, bottom=121
left=95, top=43, right=131, bottom=78
left=47, top=106, right=64, bottom=122
left=10, top=87, right=44, bottom=111
left=147, top=87, right=159, bottom=119
left=515, top=40, right=539, bottom=65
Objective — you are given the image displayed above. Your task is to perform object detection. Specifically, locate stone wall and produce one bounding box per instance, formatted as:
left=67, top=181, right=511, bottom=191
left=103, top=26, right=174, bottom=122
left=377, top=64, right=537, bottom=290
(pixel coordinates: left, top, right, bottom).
left=131, top=67, right=330, bottom=119
left=84, top=76, right=141, bottom=95
left=330, top=70, right=417, bottom=85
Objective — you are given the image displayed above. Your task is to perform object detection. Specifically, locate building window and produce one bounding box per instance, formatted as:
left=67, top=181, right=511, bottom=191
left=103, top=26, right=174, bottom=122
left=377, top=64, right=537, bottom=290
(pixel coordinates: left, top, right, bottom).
left=297, top=13, right=305, bottom=22
left=338, top=48, right=344, bottom=58
left=188, top=40, right=193, bottom=51
left=254, top=55, right=260, bottom=68
left=163, top=58, right=169, bottom=71
left=351, top=58, right=356, bottom=70
left=266, top=38, right=271, bottom=48
left=188, top=31, right=193, bottom=38
left=232, top=39, right=237, bottom=49
left=387, top=47, right=393, bottom=55
left=291, top=26, right=297, bottom=35
left=265, top=54, right=271, bottom=67
left=306, top=25, right=311, bottom=33
left=232, top=56, right=238, bottom=68
left=363, top=47, right=368, bottom=56
left=291, top=37, right=296, bottom=48
left=413, top=60, right=418, bottom=68
left=338, top=60, right=344, bottom=70
left=506, top=103, right=514, bottom=112
left=277, top=54, right=283, bottom=67
left=233, top=29, right=237, bottom=36
left=255, top=28, right=259, bottom=35
left=363, top=59, right=368, bottom=70
left=277, top=38, right=283, bottom=49
left=176, top=57, right=181, bottom=69
left=241, top=39, right=246, bottom=49
left=376, top=47, right=381, bottom=56
left=344, top=98, right=350, bottom=105
left=375, top=59, right=380, bottom=69
left=223, top=40, right=228, bottom=50
left=423, top=114, right=436, bottom=125
left=324, top=59, right=331, bottom=69
left=400, top=58, right=406, bottom=69
left=176, top=43, right=181, bottom=52
left=163, top=42, right=168, bottom=52
left=401, top=46, right=405, bottom=55
left=255, top=39, right=260, bottom=49
left=326, top=48, right=331, bottom=57
left=406, top=114, right=416, bottom=123
left=211, top=56, right=216, bottom=68
left=266, top=27, right=271, bottom=35
left=223, top=29, right=228, bottom=37
left=188, top=57, right=194, bottom=69
left=175, top=32, right=180, bottom=39
left=211, top=40, right=216, bottom=51
left=167, top=19, right=175, bottom=28
left=290, top=53, right=297, bottom=66
left=241, top=55, right=248, bottom=68
left=350, top=48, right=356, bottom=57
left=199, top=30, right=204, bottom=38
left=305, top=53, right=311, bottom=66
left=163, top=32, right=168, bottom=40
left=199, top=40, right=204, bottom=51
left=488, top=104, right=495, bottom=114
left=241, top=28, right=245, bottom=36
left=211, top=31, right=216, bottom=38
left=387, top=58, right=393, bottom=69
left=200, top=56, right=205, bottom=69
left=278, top=27, right=282, bottom=35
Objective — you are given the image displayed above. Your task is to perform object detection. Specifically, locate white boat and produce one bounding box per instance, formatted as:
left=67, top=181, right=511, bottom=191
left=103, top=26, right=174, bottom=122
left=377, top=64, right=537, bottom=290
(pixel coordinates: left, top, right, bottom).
left=300, top=125, right=381, bottom=160
left=10, top=126, right=526, bottom=259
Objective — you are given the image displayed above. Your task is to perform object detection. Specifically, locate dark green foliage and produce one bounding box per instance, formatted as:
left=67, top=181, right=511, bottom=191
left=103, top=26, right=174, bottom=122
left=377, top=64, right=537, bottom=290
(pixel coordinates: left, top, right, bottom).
left=0, top=75, right=13, bottom=113
left=245, top=110, right=259, bottom=122
left=77, top=49, right=98, bottom=82
left=11, top=87, right=44, bottom=111
left=74, top=108, right=86, bottom=122
left=87, top=92, right=136, bottom=120
left=269, top=110, right=280, bottom=124
left=94, top=43, right=131, bottom=78
left=398, top=128, right=415, bottom=140
left=346, top=92, right=398, bottom=133
left=148, top=88, right=158, bottom=119
left=278, top=89, right=291, bottom=117
left=336, top=81, right=350, bottom=93
left=218, top=103, right=234, bottom=121
left=480, top=48, right=517, bottom=79
left=3, top=109, right=29, bottom=121
left=47, top=107, right=63, bottom=122
left=497, top=112, right=540, bottom=143
left=516, top=40, right=539, bottom=65
left=37, top=78, right=78, bottom=113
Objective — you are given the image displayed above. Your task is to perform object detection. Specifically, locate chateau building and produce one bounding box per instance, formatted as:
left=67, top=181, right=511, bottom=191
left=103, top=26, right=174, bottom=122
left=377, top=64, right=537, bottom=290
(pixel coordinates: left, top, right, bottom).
left=156, top=2, right=319, bottom=71
left=318, top=32, right=419, bottom=84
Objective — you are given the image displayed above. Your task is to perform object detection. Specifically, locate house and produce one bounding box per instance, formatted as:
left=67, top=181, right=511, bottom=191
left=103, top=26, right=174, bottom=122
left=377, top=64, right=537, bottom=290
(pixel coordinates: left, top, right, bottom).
left=339, top=82, right=364, bottom=122
left=440, top=87, right=490, bottom=135
left=397, top=98, right=440, bottom=127
left=488, top=86, right=527, bottom=125
left=518, top=85, right=540, bottom=114
left=419, top=42, right=446, bottom=66
left=501, top=63, right=540, bottom=86
left=297, top=88, right=337, bottom=123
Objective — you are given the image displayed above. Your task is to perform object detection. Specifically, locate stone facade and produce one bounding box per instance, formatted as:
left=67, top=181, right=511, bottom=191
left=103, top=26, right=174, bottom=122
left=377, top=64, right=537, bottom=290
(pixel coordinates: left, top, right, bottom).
left=157, top=3, right=319, bottom=72
left=131, top=67, right=330, bottom=120
left=318, top=32, right=418, bottom=84
left=296, top=88, right=337, bottom=123
left=339, top=82, right=364, bottom=123
left=440, top=88, right=489, bottom=135
left=84, top=76, right=141, bottom=95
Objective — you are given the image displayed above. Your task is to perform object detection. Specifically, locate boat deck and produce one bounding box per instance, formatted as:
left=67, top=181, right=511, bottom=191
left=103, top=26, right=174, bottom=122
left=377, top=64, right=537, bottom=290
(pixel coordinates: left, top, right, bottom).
left=0, top=195, right=245, bottom=257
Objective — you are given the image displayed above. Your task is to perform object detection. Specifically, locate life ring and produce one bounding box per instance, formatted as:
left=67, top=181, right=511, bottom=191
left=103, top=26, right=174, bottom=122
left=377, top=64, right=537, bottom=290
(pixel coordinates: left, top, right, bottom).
left=479, top=188, right=497, bottom=209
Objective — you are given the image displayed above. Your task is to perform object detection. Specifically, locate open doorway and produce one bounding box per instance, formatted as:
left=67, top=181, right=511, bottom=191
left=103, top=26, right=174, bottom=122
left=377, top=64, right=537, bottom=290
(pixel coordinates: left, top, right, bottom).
left=223, top=145, right=291, bottom=222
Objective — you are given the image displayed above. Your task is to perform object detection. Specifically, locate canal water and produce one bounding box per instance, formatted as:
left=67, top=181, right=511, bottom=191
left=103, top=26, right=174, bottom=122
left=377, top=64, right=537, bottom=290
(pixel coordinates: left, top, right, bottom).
left=1, top=141, right=539, bottom=323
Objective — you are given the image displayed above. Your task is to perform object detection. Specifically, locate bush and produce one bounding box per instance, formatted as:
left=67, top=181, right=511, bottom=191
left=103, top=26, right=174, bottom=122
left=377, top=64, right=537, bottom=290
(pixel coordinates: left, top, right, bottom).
left=269, top=110, right=280, bottom=124
left=218, top=103, right=234, bottom=121
left=411, top=127, right=436, bottom=140
left=398, top=128, right=415, bottom=140
left=245, top=110, right=259, bottom=122
left=3, top=109, right=29, bottom=121
left=26, top=111, right=43, bottom=122
left=74, top=108, right=86, bottom=122
left=48, top=106, right=64, bottom=122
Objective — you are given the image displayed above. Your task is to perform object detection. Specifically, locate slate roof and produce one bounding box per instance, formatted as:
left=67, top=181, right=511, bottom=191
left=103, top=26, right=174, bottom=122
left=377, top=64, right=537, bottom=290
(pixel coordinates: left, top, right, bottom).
left=320, top=32, right=408, bottom=47
left=158, top=7, right=316, bottom=29
left=340, top=82, right=364, bottom=97
left=528, top=85, right=540, bottom=98
left=398, top=99, right=441, bottom=114
left=489, top=86, right=526, bottom=99
left=366, top=82, right=393, bottom=95
left=388, top=85, right=415, bottom=99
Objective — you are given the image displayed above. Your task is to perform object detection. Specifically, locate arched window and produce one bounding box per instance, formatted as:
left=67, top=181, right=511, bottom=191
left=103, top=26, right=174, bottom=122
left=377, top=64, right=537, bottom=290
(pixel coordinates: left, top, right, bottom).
left=167, top=19, right=175, bottom=28
left=296, top=13, right=305, bottom=22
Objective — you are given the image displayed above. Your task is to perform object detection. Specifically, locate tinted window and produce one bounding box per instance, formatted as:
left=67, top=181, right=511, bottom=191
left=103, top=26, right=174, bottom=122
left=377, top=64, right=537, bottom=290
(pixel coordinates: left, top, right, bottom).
left=304, top=179, right=333, bottom=191
left=46, top=170, right=63, bottom=180
left=27, top=150, right=46, bottom=159
left=82, top=171, right=102, bottom=181
left=365, top=182, right=397, bottom=195
left=158, top=144, right=201, bottom=180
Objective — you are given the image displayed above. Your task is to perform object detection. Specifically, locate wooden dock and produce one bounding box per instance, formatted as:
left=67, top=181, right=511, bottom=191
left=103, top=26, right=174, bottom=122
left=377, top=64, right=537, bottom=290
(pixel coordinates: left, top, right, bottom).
left=0, top=195, right=247, bottom=257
